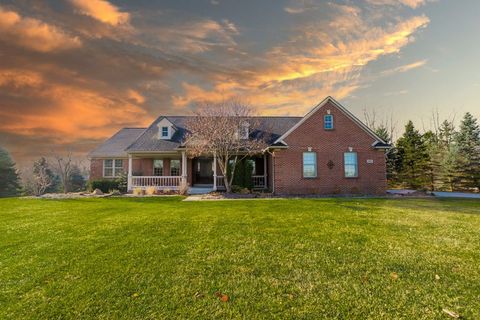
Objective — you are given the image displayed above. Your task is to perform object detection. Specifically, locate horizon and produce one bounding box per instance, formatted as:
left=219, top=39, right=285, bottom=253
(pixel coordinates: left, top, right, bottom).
left=0, top=0, right=479, bottom=167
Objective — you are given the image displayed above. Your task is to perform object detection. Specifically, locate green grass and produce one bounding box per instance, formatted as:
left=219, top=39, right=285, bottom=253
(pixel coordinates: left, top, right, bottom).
left=0, top=197, right=479, bottom=319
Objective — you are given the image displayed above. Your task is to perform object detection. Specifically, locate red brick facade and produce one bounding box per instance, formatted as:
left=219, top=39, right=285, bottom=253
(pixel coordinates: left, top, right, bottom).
left=273, top=100, right=387, bottom=195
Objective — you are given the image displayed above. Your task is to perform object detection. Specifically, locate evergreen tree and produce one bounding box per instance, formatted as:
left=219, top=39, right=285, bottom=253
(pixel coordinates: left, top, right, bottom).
left=0, top=146, right=20, bottom=197
left=422, top=130, right=438, bottom=191
left=395, top=121, right=430, bottom=189
left=68, top=164, right=86, bottom=192
left=455, top=112, right=480, bottom=190
left=436, top=120, right=462, bottom=191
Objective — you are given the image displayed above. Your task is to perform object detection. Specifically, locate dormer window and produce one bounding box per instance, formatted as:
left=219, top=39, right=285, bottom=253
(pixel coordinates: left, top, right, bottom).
left=324, top=114, right=333, bottom=130
left=161, top=126, right=168, bottom=138
left=157, top=118, right=175, bottom=140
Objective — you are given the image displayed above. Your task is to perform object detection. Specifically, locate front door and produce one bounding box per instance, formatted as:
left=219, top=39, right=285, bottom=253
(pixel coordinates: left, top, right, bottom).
left=193, top=158, right=213, bottom=185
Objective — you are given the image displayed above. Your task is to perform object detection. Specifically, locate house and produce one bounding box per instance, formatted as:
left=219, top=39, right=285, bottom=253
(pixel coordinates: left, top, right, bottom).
left=88, top=97, right=390, bottom=195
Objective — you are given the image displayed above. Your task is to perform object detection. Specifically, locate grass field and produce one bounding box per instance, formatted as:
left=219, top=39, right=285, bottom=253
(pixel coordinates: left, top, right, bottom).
left=0, top=197, right=479, bottom=319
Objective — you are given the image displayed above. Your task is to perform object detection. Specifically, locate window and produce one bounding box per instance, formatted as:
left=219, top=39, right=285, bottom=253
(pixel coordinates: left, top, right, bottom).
left=324, top=114, right=333, bottom=130
left=161, top=126, right=169, bottom=137
left=153, top=159, right=164, bottom=176
left=103, top=159, right=123, bottom=177
left=170, top=159, right=180, bottom=176
left=344, top=152, right=358, bottom=177
left=303, top=152, right=317, bottom=178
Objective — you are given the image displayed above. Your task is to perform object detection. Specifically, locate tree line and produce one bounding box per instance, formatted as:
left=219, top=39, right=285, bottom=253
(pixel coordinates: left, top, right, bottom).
left=373, top=112, right=480, bottom=192
left=0, top=148, right=86, bottom=197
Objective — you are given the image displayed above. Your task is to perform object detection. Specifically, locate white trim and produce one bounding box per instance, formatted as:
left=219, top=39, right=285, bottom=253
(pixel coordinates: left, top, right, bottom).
left=274, top=96, right=387, bottom=145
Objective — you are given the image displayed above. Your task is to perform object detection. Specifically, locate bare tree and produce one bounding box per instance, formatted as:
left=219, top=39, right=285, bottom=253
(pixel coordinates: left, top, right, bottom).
left=52, top=152, right=73, bottom=193
left=363, top=107, right=397, bottom=142
left=21, top=166, right=52, bottom=196
left=184, top=99, right=267, bottom=193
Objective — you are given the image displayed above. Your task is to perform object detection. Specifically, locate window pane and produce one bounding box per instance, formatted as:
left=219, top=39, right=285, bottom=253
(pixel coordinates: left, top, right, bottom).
left=114, top=159, right=123, bottom=168
left=104, top=159, right=113, bottom=168
left=171, top=160, right=180, bottom=176
left=162, top=127, right=168, bottom=137
left=344, top=152, right=358, bottom=177
left=303, top=152, right=317, bottom=177
left=154, top=159, right=163, bottom=176
left=324, top=115, right=333, bottom=129
left=154, top=159, right=163, bottom=168
left=104, top=168, right=113, bottom=177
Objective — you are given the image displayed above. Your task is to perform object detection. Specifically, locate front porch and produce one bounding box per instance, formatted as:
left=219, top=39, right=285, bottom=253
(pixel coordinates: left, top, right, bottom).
left=127, top=152, right=269, bottom=192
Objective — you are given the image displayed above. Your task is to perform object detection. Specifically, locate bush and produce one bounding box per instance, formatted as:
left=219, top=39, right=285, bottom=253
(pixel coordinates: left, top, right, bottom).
left=133, top=187, right=144, bottom=196
left=88, top=179, right=120, bottom=193
left=145, top=186, right=156, bottom=195
left=228, top=159, right=254, bottom=191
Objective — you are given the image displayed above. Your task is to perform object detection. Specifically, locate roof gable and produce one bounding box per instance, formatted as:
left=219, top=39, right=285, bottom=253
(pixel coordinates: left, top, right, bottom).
left=274, top=96, right=387, bottom=145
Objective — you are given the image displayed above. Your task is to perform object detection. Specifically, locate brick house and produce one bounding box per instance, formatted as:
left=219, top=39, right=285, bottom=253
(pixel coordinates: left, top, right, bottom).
left=88, top=97, right=390, bottom=195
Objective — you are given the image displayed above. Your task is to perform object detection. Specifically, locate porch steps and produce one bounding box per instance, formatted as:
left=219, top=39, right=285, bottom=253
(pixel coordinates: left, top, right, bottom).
left=187, top=187, right=213, bottom=195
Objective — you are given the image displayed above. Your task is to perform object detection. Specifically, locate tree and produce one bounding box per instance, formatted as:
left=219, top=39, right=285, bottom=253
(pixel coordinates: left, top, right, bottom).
left=52, top=152, right=73, bottom=193
left=184, top=99, right=267, bottom=193
left=395, top=121, right=430, bottom=189
left=455, top=112, right=480, bottom=190
left=0, top=146, right=20, bottom=197
left=34, top=157, right=59, bottom=193
left=68, top=164, right=86, bottom=192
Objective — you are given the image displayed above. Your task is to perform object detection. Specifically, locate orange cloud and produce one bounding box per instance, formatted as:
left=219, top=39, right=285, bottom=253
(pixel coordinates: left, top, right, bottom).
left=382, top=59, right=427, bottom=75
left=0, top=7, right=81, bottom=52
left=172, top=13, right=429, bottom=115
left=366, top=0, right=433, bottom=8
left=70, top=0, right=130, bottom=26
left=0, top=69, right=150, bottom=143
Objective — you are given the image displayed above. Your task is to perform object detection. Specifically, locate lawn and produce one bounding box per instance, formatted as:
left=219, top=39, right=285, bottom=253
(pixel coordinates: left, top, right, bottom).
left=0, top=197, right=479, bottom=319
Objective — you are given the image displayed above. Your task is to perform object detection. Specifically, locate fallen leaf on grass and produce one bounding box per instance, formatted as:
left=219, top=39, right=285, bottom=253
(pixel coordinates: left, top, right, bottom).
left=442, top=309, right=460, bottom=318
left=390, top=272, right=398, bottom=280
left=131, top=293, right=139, bottom=298
left=194, top=291, right=204, bottom=299
left=435, top=274, right=440, bottom=281
left=214, top=291, right=229, bottom=302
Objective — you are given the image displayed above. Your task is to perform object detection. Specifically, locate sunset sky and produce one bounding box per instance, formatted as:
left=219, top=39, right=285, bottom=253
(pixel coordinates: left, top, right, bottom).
left=0, top=0, right=479, bottom=166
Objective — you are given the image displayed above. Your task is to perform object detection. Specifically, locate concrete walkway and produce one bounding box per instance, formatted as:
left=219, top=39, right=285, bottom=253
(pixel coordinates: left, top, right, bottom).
left=432, top=191, right=480, bottom=199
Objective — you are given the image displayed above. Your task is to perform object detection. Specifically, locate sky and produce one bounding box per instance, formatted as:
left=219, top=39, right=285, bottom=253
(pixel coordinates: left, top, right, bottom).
left=0, top=0, right=479, bottom=166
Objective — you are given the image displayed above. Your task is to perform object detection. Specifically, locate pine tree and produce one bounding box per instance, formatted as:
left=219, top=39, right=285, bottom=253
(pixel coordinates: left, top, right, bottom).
left=0, top=146, right=20, bottom=197
left=395, top=121, right=430, bottom=189
left=455, top=112, right=480, bottom=190
left=436, top=120, right=462, bottom=191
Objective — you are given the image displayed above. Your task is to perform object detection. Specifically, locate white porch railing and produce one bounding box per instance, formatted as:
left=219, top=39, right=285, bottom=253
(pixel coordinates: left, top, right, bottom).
left=215, top=175, right=266, bottom=190
left=131, top=176, right=183, bottom=189
left=252, top=175, right=266, bottom=188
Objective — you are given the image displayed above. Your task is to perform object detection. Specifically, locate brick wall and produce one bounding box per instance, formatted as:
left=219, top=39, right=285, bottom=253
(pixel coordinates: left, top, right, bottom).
left=273, top=100, right=387, bottom=195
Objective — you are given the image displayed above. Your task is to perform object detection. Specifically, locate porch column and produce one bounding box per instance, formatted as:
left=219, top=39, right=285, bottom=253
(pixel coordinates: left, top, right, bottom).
left=213, top=152, right=217, bottom=191
left=263, top=152, right=267, bottom=188
left=127, top=154, right=133, bottom=192
left=181, top=151, right=187, bottom=186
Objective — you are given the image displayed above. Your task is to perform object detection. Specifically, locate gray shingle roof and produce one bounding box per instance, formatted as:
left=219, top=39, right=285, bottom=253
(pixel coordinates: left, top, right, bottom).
left=89, top=116, right=302, bottom=157
left=125, top=116, right=302, bottom=153
left=88, top=128, right=146, bottom=158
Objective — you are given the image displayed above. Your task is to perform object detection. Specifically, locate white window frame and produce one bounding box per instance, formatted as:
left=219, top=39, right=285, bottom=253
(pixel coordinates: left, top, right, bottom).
left=103, top=159, right=124, bottom=178
left=344, top=152, right=358, bottom=178
left=324, top=114, right=334, bottom=130
left=303, top=152, right=317, bottom=178
left=170, top=159, right=181, bottom=176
